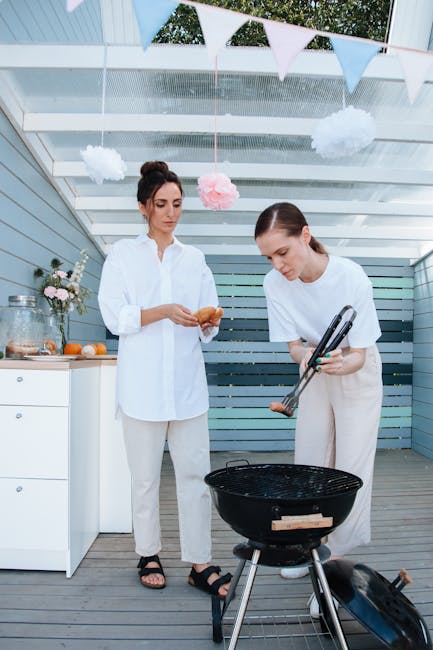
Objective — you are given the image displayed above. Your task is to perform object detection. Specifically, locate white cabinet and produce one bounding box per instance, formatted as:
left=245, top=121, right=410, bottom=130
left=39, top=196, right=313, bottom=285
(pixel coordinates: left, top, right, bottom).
left=0, top=364, right=100, bottom=577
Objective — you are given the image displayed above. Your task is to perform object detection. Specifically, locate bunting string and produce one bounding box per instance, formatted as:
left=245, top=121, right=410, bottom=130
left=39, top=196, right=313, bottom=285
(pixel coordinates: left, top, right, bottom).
left=66, top=0, right=433, bottom=104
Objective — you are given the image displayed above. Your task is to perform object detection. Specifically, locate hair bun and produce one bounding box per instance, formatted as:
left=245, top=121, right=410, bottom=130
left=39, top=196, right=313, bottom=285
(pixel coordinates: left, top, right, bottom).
left=140, top=161, right=169, bottom=177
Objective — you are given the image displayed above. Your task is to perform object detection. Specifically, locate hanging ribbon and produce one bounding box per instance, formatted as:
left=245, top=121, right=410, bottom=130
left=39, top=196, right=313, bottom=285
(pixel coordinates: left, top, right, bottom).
left=197, top=56, right=239, bottom=210
left=80, top=45, right=127, bottom=184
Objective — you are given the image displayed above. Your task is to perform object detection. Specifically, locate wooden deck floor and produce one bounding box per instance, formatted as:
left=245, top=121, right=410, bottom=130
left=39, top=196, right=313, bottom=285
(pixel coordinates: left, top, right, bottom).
left=1, top=449, right=433, bottom=649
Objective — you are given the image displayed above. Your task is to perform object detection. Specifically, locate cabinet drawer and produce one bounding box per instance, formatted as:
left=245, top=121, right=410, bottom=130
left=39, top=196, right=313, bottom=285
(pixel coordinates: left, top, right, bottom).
left=0, top=406, right=68, bottom=478
left=0, top=369, right=69, bottom=406
left=0, top=478, right=68, bottom=551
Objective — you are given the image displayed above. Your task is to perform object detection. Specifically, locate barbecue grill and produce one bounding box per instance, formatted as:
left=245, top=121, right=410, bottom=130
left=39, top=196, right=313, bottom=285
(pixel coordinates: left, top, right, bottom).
left=205, top=462, right=432, bottom=650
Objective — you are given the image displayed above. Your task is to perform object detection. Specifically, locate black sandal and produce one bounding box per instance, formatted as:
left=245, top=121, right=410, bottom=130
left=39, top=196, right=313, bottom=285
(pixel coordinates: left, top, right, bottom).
left=188, top=565, right=232, bottom=600
left=137, top=555, right=166, bottom=590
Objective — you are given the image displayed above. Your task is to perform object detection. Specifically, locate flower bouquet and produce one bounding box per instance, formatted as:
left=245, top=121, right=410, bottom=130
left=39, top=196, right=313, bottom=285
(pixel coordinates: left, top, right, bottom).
left=34, top=249, right=91, bottom=352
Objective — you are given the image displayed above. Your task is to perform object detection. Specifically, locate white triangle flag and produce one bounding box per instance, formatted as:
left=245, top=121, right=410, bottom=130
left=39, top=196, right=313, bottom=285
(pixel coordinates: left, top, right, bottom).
left=396, top=49, right=433, bottom=104
left=194, top=3, right=248, bottom=61
left=67, top=0, right=85, bottom=10
left=264, top=20, right=316, bottom=81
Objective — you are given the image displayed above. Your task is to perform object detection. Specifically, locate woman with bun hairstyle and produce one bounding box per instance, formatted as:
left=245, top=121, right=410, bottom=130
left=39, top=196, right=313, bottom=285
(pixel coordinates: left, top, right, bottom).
left=98, top=161, right=231, bottom=598
left=254, top=202, right=383, bottom=616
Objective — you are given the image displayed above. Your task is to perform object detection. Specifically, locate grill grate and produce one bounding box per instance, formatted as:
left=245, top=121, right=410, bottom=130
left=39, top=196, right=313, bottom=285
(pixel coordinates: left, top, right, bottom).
left=207, top=464, right=362, bottom=500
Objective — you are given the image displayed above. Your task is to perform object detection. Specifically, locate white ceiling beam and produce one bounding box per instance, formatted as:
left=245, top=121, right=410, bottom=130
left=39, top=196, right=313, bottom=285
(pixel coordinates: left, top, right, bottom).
left=53, top=161, right=433, bottom=186
left=77, top=196, right=433, bottom=216
left=102, top=241, right=421, bottom=259
left=23, top=112, right=433, bottom=142
left=91, top=222, right=433, bottom=241
left=0, top=45, right=431, bottom=81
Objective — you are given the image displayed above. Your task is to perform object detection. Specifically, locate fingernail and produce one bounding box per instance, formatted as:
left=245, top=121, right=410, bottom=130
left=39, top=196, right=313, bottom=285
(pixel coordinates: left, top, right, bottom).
left=324, top=353, right=330, bottom=358
left=316, top=358, right=322, bottom=363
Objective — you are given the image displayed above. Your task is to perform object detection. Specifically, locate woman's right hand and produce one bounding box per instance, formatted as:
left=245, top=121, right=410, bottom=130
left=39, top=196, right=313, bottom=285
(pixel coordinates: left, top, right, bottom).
left=164, top=304, right=199, bottom=327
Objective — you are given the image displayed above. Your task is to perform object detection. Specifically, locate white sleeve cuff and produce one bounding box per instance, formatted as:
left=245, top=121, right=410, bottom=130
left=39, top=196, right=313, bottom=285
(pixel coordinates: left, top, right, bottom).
left=118, top=305, right=142, bottom=334
left=199, top=325, right=218, bottom=343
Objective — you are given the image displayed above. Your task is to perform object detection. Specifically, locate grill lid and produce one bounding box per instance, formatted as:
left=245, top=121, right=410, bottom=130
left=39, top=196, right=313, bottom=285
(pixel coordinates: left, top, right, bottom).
left=325, top=559, right=432, bottom=650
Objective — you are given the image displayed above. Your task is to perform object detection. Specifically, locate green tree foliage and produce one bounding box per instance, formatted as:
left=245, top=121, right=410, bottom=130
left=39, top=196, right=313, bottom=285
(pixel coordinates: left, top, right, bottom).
left=155, top=0, right=393, bottom=49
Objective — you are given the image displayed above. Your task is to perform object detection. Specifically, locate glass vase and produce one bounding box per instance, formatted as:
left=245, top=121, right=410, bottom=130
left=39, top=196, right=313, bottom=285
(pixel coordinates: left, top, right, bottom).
left=46, top=309, right=70, bottom=354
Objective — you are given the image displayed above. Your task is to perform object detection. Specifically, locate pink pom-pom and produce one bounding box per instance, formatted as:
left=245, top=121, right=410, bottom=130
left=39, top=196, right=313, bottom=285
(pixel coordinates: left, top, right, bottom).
left=197, top=172, right=239, bottom=210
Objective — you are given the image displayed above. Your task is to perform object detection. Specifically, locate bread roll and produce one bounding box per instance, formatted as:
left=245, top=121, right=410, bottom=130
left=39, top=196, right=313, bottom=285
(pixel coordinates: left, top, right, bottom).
left=194, top=306, right=224, bottom=324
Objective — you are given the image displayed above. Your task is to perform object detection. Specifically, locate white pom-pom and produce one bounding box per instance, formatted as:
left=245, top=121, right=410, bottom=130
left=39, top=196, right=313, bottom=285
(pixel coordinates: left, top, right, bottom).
left=80, top=145, right=127, bottom=184
left=311, top=106, right=376, bottom=159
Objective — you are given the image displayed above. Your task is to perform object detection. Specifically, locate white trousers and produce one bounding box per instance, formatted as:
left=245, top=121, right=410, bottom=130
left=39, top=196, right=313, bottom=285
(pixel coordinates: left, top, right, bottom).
left=121, top=410, right=212, bottom=564
left=294, top=345, right=383, bottom=557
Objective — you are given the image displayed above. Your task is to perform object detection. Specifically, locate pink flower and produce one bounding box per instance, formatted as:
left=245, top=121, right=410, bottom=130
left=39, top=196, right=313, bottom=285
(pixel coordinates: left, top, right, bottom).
left=198, top=173, right=239, bottom=210
left=55, top=288, right=69, bottom=301
left=44, top=286, right=57, bottom=298
left=55, top=270, right=67, bottom=278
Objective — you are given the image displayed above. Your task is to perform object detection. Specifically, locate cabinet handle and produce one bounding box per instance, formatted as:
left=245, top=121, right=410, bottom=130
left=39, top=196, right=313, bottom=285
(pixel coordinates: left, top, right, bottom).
left=16, top=376, right=23, bottom=382
left=16, top=486, right=23, bottom=493
left=16, top=413, right=23, bottom=419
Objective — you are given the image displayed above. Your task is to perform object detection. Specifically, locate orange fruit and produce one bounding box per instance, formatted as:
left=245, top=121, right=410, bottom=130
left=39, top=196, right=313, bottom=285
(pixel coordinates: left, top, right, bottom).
left=95, top=342, right=107, bottom=355
left=82, top=343, right=97, bottom=356
left=63, top=342, right=82, bottom=355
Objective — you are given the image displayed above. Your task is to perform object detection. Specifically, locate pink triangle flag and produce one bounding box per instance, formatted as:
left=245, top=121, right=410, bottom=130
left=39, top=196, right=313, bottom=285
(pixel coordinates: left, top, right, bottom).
left=67, top=0, right=85, bottom=11
left=396, top=49, right=433, bottom=104
left=194, top=3, right=248, bottom=61
left=264, top=21, right=316, bottom=81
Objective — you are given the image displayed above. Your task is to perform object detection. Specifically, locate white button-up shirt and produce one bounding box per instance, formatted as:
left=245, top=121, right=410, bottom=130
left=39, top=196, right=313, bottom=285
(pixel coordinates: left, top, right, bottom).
left=98, top=234, right=219, bottom=421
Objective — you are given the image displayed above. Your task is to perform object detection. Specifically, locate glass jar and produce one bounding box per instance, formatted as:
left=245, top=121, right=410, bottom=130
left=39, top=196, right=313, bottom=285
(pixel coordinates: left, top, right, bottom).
left=2, top=295, right=45, bottom=359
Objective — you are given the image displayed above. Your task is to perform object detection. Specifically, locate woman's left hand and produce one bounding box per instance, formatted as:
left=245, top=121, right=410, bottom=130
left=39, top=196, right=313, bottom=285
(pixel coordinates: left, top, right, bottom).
left=315, top=348, right=344, bottom=374
left=315, top=347, right=366, bottom=375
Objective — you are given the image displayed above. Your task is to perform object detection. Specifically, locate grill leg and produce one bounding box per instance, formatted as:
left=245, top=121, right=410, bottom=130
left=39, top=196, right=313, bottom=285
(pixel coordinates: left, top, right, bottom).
left=227, top=548, right=261, bottom=650
left=222, top=558, right=246, bottom=615
left=310, top=547, right=349, bottom=650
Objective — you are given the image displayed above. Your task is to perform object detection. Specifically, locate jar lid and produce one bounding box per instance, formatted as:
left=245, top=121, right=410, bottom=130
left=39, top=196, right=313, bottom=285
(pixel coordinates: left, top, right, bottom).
left=8, top=295, right=37, bottom=307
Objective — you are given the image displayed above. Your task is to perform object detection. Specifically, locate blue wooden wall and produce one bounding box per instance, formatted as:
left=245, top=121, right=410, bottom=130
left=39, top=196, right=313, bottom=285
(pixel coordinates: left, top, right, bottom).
left=0, top=109, right=106, bottom=346
left=412, top=250, right=433, bottom=459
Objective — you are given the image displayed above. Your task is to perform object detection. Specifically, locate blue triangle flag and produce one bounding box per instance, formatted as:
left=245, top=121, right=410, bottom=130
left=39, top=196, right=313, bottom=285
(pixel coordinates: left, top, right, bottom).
left=133, top=0, right=179, bottom=51
left=330, top=37, right=380, bottom=93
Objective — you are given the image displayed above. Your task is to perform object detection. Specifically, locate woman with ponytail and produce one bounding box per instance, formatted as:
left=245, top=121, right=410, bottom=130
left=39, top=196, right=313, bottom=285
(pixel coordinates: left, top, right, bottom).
left=98, top=161, right=231, bottom=598
left=255, top=202, right=383, bottom=616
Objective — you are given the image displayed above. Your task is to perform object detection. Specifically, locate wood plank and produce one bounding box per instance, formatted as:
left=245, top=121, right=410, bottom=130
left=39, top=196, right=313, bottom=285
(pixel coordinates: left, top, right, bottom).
left=0, top=450, right=431, bottom=649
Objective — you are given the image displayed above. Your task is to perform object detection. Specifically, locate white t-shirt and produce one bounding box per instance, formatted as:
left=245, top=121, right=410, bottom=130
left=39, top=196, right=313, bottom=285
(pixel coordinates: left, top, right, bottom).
left=264, top=255, right=381, bottom=348
left=98, top=234, right=218, bottom=422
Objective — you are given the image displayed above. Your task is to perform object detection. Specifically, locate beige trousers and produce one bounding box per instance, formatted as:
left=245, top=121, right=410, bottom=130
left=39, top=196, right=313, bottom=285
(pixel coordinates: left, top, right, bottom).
left=121, top=411, right=212, bottom=564
left=294, top=345, right=383, bottom=557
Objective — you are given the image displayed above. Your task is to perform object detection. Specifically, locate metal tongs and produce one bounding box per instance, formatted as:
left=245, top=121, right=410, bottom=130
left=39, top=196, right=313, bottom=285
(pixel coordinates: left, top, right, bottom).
left=277, top=305, right=357, bottom=417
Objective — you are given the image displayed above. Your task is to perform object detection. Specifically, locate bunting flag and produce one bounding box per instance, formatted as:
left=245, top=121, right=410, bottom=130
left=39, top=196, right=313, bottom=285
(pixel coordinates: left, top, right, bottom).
left=330, top=37, right=381, bottom=93
left=263, top=20, right=316, bottom=81
left=132, top=0, right=179, bottom=51
left=67, top=0, right=85, bottom=11
left=194, top=3, right=248, bottom=61
left=396, top=49, right=433, bottom=103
